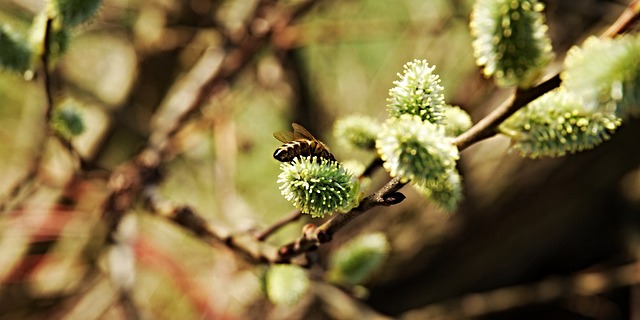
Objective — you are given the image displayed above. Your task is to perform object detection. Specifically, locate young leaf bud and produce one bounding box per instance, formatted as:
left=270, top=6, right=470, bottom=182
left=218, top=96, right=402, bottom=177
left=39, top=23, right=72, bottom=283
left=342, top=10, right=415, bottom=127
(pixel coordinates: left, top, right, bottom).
left=0, top=25, right=31, bottom=73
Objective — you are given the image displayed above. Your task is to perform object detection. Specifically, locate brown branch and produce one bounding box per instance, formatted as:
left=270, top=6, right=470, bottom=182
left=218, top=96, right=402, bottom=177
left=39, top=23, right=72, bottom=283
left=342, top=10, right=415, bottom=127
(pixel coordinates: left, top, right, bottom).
left=255, top=209, right=303, bottom=242
left=276, top=177, right=406, bottom=263
left=452, top=74, right=561, bottom=151
left=401, top=261, right=640, bottom=319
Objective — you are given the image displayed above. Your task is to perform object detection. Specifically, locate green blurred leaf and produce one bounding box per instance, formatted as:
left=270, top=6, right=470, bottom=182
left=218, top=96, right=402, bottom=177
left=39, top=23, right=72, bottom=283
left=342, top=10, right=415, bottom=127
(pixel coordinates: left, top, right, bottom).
left=265, top=264, right=310, bottom=306
left=328, top=232, right=390, bottom=287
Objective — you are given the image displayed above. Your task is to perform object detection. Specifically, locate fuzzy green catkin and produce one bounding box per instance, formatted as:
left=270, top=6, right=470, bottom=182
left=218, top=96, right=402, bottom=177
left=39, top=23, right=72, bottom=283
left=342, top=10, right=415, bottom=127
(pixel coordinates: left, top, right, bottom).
left=442, top=105, right=473, bottom=137
left=500, top=89, right=620, bottom=158
left=265, top=265, right=309, bottom=306
left=413, top=169, right=463, bottom=212
left=387, top=59, right=446, bottom=124
left=470, top=0, right=554, bottom=88
left=0, top=25, right=31, bottom=73
left=327, top=232, right=390, bottom=287
left=562, top=35, right=640, bottom=119
left=376, top=115, right=459, bottom=185
left=333, top=115, right=381, bottom=150
left=278, top=157, right=359, bottom=218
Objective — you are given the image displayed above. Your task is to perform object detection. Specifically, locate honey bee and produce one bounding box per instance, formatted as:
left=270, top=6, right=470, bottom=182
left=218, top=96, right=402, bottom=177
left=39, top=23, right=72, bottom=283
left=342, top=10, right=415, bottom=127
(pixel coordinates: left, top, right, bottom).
left=273, top=123, right=336, bottom=162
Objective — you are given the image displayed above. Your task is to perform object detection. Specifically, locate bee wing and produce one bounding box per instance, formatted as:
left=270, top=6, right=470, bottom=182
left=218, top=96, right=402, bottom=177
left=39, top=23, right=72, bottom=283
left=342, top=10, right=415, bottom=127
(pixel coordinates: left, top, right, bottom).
left=291, top=123, right=318, bottom=141
left=273, top=130, right=296, bottom=143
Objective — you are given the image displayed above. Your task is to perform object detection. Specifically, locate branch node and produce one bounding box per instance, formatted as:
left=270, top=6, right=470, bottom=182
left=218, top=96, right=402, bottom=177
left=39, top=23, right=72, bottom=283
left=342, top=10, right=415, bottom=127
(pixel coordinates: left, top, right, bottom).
left=383, top=192, right=406, bottom=205
left=317, top=230, right=332, bottom=243
left=173, top=206, right=209, bottom=237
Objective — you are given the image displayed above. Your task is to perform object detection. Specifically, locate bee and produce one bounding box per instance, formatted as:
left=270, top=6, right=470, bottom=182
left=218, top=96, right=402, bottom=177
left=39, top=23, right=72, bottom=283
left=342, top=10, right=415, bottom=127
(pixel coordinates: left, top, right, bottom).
left=273, top=123, right=336, bottom=162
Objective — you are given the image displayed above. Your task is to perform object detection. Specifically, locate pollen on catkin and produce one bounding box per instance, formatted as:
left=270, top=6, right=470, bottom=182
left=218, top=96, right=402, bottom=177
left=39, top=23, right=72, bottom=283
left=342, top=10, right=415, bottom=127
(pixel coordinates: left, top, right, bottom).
left=470, top=0, right=553, bottom=88
left=499, top=89, right=621, bottom=158
left=413, top=168, right=463, bottom=212
left=376, top=115, right=459, bottom=185
left=387, top=59, right=446, bottom=124
left=278, top=157, right=359, bottom=218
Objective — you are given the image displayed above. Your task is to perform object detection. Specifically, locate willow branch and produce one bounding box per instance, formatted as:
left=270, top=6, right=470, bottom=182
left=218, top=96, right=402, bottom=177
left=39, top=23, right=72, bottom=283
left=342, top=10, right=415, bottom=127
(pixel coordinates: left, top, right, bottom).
left=601, top=0, right=640, bottom=38
left=452, top=74, right=561, bottom=151
left=0, top=16, right=56, bottom=212
left=255, top=209, right=303, bottom=242
left=453, top=0, right=640, bottom=151
left=401, top=261, right=640, bottom=319
left=272, top=1, right=640, bottom=262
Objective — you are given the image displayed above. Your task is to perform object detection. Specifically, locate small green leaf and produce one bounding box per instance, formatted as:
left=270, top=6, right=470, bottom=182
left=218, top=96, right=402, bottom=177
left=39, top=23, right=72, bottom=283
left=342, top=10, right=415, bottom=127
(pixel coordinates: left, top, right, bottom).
left=0, top=25, right=31, bottom=73
left=54, top=0, right=103, bottom=27
left=265, top=265, right=309, bottom=306
left=328, top=233, right=390, bottom=287
left=51, top=101, right=85, bottom=139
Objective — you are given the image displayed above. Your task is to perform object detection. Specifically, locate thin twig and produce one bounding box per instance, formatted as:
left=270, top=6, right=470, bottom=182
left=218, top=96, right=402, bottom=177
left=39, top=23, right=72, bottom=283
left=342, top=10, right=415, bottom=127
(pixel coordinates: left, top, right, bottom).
left=255, top=209, right=303, bottom=241
left=601, top=0, right=640, bottom=38
left=452, top=74, right=561, bottom=151
left=401, top=261, right=640, bottom=319
left=0, top=16, right=56, bottom=212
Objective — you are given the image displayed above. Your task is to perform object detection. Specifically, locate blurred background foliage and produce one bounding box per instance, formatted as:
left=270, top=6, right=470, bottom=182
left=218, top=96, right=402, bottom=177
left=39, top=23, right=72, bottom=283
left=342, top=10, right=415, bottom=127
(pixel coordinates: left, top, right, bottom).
left=1, top=0, right=639, bottom=319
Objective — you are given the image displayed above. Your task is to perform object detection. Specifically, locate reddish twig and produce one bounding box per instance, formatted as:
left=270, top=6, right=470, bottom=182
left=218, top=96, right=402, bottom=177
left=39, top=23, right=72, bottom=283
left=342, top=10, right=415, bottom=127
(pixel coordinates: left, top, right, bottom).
left=255, top=209, right=303, bottom=242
